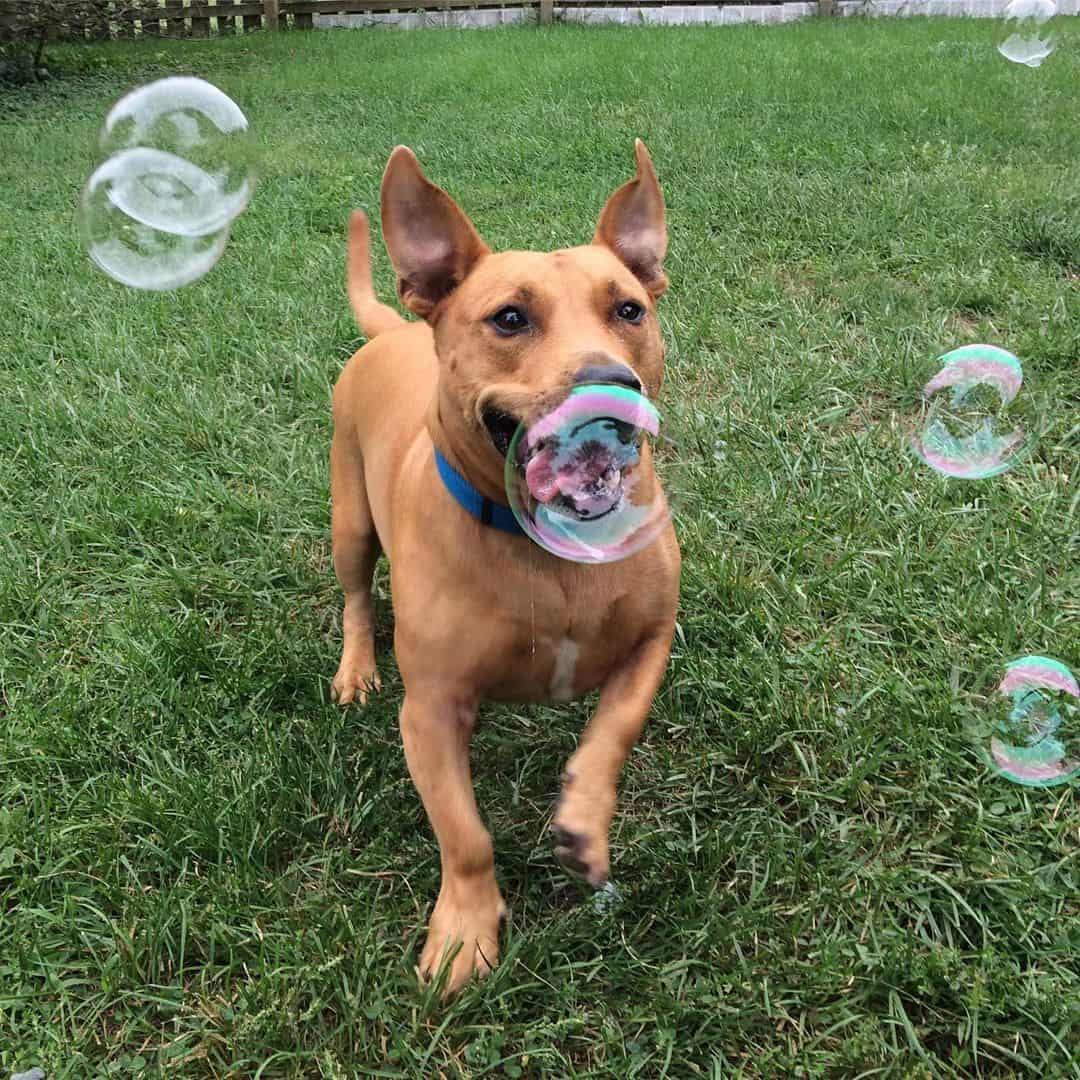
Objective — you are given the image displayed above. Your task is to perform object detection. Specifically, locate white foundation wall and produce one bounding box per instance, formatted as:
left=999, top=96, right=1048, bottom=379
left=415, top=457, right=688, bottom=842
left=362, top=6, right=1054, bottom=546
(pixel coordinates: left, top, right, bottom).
left=315, top=0, right=1078, bottom=28
left=317, top=4, right=814, bottom=27
left=556, top=4, right=817, bottom=22
left=837, top=0, right=1078, bottom=14
left=317, top=8, right=534, bottom=26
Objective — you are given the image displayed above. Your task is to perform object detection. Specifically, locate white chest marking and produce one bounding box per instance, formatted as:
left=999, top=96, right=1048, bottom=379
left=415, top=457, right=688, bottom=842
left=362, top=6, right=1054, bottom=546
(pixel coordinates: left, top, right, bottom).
left=549, top=637, right=580, bottom=702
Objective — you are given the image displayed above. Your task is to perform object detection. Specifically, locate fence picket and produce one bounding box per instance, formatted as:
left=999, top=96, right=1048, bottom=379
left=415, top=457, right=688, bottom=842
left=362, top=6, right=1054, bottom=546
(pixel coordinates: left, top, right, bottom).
left=190, top=0, right=212, bottom=34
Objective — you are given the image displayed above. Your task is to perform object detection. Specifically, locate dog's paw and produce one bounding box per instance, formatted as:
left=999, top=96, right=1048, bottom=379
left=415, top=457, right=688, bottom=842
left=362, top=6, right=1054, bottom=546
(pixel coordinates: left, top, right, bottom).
left=550, top=782, right=614, bottom=888
left=419, top=879, right=506, bottom=997
left=330, top=661, right=381, bottom=706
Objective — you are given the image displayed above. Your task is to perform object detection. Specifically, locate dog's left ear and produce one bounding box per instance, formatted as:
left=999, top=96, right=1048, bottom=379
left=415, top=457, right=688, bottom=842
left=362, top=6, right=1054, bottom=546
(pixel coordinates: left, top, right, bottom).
left=593, top=139, right=668, bottom=300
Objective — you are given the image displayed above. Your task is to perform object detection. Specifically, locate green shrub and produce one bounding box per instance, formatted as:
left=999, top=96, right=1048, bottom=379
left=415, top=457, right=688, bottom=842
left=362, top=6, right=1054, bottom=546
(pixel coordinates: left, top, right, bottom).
left=0, top=1, right=137, bottom=83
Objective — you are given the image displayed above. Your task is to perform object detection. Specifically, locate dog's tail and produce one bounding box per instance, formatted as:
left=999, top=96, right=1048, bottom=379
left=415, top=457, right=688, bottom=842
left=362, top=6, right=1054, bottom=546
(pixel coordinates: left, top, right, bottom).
left=347, top=209, right=408, bottom=341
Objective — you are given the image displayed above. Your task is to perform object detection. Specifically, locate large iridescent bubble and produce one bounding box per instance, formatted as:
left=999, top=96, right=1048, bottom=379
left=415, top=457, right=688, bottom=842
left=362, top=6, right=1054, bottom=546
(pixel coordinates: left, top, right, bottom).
left=505, top=384, right=670, bottom=564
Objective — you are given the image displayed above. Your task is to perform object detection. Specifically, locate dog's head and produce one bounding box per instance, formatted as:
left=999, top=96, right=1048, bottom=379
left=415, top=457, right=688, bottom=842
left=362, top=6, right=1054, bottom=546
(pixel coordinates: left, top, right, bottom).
left=379, top=141, right=668, bottom=494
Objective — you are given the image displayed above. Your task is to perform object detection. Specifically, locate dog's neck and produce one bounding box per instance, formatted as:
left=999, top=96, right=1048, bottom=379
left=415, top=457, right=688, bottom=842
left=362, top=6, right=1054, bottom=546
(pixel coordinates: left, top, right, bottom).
left=426, top=385, right=508, bottom=506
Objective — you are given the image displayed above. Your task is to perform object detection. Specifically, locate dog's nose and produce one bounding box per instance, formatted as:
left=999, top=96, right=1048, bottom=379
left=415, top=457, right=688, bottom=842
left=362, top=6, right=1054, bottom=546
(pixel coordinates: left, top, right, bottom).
left=573, top=362, right=642, bottom=393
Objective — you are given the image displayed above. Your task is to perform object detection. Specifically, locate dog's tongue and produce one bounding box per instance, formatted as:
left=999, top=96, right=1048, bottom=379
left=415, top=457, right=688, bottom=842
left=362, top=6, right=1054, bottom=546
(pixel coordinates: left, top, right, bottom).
left=526, top=441, right=623, bottom=513
left=525, top=447, right=561, bottom=503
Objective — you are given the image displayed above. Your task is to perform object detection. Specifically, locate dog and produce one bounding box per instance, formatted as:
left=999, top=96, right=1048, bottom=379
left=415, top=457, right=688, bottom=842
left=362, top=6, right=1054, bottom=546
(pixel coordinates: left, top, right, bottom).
left=329, top=140, right=680, bottom=994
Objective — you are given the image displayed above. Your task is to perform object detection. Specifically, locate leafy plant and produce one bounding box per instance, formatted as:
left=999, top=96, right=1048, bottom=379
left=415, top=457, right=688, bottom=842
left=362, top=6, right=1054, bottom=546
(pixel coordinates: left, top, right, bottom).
left=0, top=0, right=141, bottom=82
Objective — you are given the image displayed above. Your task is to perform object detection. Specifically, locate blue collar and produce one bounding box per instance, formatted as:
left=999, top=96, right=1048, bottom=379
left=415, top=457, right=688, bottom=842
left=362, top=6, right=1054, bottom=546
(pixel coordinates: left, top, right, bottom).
left=434, top=447, right=525, bottom=536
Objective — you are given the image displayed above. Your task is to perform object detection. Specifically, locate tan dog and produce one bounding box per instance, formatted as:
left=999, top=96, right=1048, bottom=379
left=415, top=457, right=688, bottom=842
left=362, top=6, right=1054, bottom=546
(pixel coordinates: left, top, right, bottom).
left=330, top=140, right=680, bottom=994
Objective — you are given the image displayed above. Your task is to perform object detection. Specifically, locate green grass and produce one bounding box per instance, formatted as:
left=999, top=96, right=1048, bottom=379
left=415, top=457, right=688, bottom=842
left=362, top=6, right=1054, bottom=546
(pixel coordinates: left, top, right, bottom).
left=2, top=14, right=1079, bottom=1077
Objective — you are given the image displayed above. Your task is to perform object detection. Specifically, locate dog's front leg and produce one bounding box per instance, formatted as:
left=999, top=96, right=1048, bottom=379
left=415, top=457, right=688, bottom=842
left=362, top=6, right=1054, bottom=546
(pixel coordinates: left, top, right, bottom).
left=400, top=693, right=506, bottom=995
left=551, top=629, right=674, bottom=887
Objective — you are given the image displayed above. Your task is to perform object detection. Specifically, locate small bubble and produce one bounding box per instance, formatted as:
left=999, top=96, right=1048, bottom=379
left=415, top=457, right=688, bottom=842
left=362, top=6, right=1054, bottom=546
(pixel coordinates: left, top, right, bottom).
left=973, top=656, right=1080, bottom=787
left=593, top=881, right=622, bottom=914
left=997, top=0, right=1057, bottom=67
left=909, top=344, right=1035, bottom=480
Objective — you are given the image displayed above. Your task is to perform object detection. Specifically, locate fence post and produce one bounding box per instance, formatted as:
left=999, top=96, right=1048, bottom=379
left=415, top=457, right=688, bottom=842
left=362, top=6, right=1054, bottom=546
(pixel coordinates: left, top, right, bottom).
left=168, top=0, right=188, bottom=35
left=190, top=0, right=211, bottom=35
left=264, top=0, right=279, bottom=28
left=818, top=0, right=834, bottom=12
left=540, top=0, right=553, bottom=22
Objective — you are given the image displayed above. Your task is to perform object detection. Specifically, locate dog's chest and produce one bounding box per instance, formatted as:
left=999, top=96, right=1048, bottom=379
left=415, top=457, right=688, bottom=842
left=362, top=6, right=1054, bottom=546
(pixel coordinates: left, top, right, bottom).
left=485, top=629, right=605, bottom=704
left=548, top=636, right=580, bottom=702
left=483, top=583, right=639, bottom=703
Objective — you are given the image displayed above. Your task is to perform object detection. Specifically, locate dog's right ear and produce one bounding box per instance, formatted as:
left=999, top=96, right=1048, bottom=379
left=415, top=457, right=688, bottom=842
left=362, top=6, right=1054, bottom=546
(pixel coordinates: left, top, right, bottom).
left=380, top=147, right=490, bottom=320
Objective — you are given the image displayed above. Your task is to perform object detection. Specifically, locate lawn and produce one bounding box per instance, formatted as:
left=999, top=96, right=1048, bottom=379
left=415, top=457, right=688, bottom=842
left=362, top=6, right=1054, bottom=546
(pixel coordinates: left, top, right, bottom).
left=1, top=13, right=1079, bottom=1077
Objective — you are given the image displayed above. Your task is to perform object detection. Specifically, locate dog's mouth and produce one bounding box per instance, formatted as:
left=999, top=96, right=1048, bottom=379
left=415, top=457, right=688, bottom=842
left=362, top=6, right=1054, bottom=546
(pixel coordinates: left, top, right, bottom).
left=481, top=406, right=522, bottom=458
left=524, top=422, right=640, bottom=521
left=485, top=394, right=648, bottom=523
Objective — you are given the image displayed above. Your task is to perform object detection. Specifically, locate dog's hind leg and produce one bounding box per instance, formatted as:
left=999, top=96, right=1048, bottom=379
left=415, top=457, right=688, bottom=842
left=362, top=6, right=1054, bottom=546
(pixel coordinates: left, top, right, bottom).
left=330, top=427, right=382, bottom=706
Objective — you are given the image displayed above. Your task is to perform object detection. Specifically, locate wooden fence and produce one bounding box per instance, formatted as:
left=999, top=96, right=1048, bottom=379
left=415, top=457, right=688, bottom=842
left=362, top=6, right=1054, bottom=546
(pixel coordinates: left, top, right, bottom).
left=0, top=0, right=829, bottom=38
left=3, top=0, right=1076, bottom=36
left=0, top=1, right=312, bottom=39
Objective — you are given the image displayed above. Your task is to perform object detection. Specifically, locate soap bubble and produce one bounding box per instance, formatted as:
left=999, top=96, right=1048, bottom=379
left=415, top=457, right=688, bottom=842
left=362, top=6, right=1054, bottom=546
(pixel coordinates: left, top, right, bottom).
left=971, top=656, right=1080, bottom=787
left=909, top=344, right=1036, bottom=479
left=998, top=0, right=1056, bottom=67
left=505, top=384, right=671, bottom=564
left=81, top=77, right=254, bottom=291
left=593, top=881, right=622, bottom=915
left=98, top=78, right=254, bottom=226
left=81, top=153, right=230, bottom=291
left=93, top=147, right=243, bottom=239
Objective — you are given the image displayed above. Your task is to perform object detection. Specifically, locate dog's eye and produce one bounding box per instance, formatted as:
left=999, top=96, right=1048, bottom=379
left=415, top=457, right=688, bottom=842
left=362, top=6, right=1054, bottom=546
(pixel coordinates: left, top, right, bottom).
left=490, top=306, right=530, bottom=336
left=615, top=300, right=645, bottom=324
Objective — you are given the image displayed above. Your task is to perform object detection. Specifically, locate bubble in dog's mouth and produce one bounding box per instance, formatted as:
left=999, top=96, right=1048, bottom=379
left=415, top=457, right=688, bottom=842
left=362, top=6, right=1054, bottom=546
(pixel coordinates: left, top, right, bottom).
left=504, top=384, right=669, bottom=563
left=524, top=426, right=635, bottom=520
